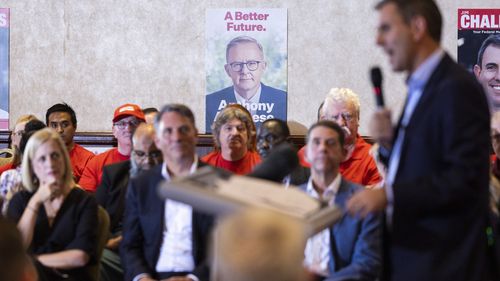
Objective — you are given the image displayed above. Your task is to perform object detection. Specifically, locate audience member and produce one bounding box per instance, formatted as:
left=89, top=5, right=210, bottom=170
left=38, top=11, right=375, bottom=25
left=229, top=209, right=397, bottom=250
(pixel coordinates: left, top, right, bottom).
left=46, top=103, right=95, bottom=183
left=0, top=218, right=38, bottom=281
left=202, top=104, right=261, bottom=174
left=142, top=107, right=159, bottom=125
left=121, top=104, right=214, bottom=281
left=256, top=118, right=309, bottom=186
left=299, top=88, right=382, bottom=186
left=96, top=123, right=162, bottom=281
left=347, top=1, right=491, bottom=280
left=0, top=120, right=46, bottom=215
left=80, top=103, right=145, bottom=192
left=301, top=120, right=381, bottom=280
left=0, top=114, right=37, bottom=176
left=7, top=128, right=98, bottom=281
left=489, top=112, right=500, bottom=279
left=212, top=208, right=309, bottom=281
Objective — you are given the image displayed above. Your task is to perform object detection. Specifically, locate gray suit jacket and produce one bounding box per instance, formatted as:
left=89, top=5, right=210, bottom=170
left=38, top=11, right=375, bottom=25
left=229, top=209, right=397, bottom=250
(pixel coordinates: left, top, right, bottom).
left=300, top=178, right=382, bottom=281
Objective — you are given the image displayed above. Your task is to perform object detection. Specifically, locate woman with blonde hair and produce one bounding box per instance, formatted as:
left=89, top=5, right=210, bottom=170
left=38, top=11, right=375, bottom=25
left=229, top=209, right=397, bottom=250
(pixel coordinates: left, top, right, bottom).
left=7, top=128, right=98, bottom=281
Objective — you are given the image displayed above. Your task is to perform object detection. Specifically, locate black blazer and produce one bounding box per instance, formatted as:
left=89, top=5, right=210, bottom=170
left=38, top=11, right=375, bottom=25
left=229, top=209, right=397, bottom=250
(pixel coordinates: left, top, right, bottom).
left=120, top=163, right=214, bottom=281
left=95, top=160, right=130, bottom=235
left=386, top=54, right=490, bottom=281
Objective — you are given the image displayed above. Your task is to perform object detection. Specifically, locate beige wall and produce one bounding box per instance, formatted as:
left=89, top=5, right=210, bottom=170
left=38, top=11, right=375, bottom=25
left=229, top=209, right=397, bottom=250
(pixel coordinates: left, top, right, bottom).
left=0, top=0, right=497, bottom=133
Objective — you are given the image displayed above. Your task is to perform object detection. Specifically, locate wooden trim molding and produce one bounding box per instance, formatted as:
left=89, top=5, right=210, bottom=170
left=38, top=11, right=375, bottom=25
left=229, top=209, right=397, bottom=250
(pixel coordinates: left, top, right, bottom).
left=0, top=131, right=373, bottom=148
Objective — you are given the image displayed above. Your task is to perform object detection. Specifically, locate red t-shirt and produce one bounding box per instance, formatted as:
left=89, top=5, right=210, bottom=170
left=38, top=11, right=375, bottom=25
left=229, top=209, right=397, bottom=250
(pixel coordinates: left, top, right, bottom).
left=202, top=150, right=261, bottom=175
left=69, top=144, right=95, bottom=183
left=298, top=136, right=382, bottom=186
left=0, top=162, right=15, bottom=177
left=79, top=148, right=129, bottom=192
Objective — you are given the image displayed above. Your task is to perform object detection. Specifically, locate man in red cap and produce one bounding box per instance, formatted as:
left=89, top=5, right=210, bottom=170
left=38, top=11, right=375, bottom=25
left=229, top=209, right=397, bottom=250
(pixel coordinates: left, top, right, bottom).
left=80, top=103, right=145, bottom=192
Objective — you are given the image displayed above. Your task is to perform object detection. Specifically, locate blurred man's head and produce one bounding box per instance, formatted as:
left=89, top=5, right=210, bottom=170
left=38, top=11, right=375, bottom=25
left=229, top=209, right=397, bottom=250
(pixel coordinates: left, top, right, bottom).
left=112, top=104, right=146, bottom=150
left=375, top=0, right=442, bottom=73
left=130, top=123, right=162, bottom=178
left=224, top=36, right=267, bottom=99
left=142, top=107, right=159, bottom=125
left=322, top=88, right=360, bottom=146
left=257, top=119, right=290, bottom=158
left=212, top=104, right=256, bottom=160
left=213, top=209, right=307, bottom=281
left=154, top=104, right=197, bottom=164
left=306, top=121, right=347, bottom=175
left=46, top=103, right=77, bottom=148
left=474, top=35, right=500, bottom=111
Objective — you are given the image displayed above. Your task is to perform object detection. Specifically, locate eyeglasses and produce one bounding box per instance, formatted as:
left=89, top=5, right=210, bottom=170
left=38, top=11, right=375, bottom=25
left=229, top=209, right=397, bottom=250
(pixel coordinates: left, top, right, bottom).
left=228, top=61, right=263, bottom=72
left=325, top=112, right=355, bottom=122
left=132, top=150, right=162, bottom=159
left=114, top=120, right=141, bottom=130
left=492, top=134, right=500, bottom=141
left=11, top=130, right=24, bottom=137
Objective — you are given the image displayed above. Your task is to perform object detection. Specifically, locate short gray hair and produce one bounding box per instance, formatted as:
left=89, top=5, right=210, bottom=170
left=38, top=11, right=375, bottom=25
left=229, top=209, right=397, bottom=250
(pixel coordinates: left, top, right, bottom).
left=212, top=209, right=307, bottom=281
left=324, top=88, right=361, bottom=118
left=226, top=36, right=264, bottom=62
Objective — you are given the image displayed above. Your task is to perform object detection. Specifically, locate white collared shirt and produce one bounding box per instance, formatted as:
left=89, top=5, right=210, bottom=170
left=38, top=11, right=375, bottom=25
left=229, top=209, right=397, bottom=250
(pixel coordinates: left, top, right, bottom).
left=303, top=174, right=342, bottom=277
left=155, top=158, right=198, bottom=273
left=234, top=84, right=262, bottom=116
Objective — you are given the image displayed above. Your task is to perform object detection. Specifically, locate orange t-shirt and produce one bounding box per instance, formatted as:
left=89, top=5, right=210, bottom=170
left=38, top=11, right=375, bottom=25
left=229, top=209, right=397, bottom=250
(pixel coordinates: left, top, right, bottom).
left=202, top=150, right=261, bottom=175
left=69, top=144, right=95, bottom=183
left=298, top=137, right=382, bottom=186
left=79, top=148, right=129, bottom=192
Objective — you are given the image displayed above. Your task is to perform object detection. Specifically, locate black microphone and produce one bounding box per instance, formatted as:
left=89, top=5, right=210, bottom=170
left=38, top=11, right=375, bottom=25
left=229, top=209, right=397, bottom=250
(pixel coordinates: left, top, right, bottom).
left=370, top=67, right=385, bottom=108
left=248, top=143, right=299, bottom=183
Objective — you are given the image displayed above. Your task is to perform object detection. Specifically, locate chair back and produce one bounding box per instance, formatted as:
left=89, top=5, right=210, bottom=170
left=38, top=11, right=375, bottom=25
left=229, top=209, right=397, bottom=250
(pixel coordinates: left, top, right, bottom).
left=87, top=206, right=110, bottom=281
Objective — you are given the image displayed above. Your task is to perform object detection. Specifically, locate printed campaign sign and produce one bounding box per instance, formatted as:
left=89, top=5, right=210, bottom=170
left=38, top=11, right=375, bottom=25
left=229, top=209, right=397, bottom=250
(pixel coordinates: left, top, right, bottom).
left=205, top=8, right=287, bottom=133
left=458, top=8, right=500, bottom=112
left=0, top=8, right=9, bottom=129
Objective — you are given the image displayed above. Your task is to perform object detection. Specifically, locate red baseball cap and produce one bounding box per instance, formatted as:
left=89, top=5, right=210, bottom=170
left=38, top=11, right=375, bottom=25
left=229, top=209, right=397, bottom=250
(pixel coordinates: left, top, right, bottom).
left=113, top=103, right=146, bottom=122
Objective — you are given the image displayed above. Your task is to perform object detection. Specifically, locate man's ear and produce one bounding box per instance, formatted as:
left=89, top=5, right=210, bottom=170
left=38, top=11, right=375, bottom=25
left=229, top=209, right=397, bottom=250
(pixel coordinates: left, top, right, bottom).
left=410, top=15, right=427, bottom=41
left=224, top=64, right=231, bottom=77
left=473, top=64, right=482, bottom=78
left=112, top=125, right=118, bottom=139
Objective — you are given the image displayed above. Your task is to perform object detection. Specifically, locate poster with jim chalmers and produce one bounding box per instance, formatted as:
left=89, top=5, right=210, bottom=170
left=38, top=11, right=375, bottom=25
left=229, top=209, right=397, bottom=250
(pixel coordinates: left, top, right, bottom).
left=458, top=8, right=500, bottom=112
left=205, top=9, right=287, bottom=133
left=0, top=8, right=9, bottom=129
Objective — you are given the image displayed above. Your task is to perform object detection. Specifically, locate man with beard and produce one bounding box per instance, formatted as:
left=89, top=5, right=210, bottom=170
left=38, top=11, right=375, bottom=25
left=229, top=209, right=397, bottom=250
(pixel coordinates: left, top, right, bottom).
left=299, top=88, right=382, bottom=186
left=80, top=103, right=145, bottom=192
left=256, top=118, right=309, bottom=186
left=202, top=104, right=261, bottom=174
left=96, top=123, right=162, bottom=281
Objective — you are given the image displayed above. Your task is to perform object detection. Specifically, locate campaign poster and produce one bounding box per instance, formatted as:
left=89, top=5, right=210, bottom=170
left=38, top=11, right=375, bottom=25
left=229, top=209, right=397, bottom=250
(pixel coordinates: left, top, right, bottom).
left=205, top=8, right=287, bottom=133
left=0, top=8, right=9, bottom=129
left=458, top=9, right=500, bottom=112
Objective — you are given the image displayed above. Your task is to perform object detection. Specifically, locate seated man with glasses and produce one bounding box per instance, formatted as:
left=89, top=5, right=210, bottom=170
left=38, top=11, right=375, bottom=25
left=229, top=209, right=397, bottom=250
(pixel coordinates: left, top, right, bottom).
left=298, top=88, right=382, bottom=187
left=96, top=123, right=162, bottom=281
left=205, top=35, right=287, bottom=132
left=80, top=103, right=145, bottom=192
